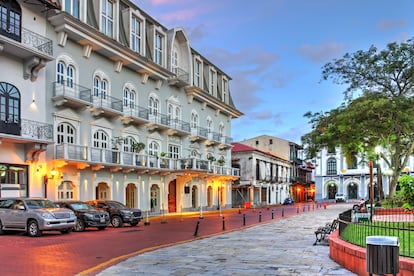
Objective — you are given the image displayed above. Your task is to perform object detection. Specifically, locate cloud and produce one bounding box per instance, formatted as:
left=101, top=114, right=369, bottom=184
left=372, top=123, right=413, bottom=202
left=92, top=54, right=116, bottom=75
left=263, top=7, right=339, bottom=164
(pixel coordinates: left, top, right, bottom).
left=377, top=19, right=407, bottom=31
left=298, top=41, right=347, bottom=63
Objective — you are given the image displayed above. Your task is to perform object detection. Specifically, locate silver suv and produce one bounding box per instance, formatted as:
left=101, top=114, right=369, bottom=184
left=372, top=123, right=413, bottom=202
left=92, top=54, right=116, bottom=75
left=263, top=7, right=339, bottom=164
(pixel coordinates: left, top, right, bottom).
left=0, top=198, right=76, bottom=237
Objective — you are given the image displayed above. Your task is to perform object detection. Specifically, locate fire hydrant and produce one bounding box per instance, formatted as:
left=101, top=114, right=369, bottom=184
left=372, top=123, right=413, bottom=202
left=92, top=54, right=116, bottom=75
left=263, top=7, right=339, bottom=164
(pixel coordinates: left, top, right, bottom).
left=323, top=203, right=327, bottom=209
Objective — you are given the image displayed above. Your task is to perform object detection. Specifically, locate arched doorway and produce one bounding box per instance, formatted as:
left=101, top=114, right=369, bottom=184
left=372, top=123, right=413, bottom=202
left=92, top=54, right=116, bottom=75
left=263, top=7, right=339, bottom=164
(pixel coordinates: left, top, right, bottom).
left=168, top=180, right=176, bottom=213
left=327, top=182, right=337, bottom=200
left=150, top=184, right=160, bottom=213
left=125, top=183, right=137, bottom=208
left=191, top=185, right=198, bottom=209
left=207, top=186, right=213, bottom=207
left=348, top=183, right=358, bottom=200
left=96, top=182, right=109, bottom=199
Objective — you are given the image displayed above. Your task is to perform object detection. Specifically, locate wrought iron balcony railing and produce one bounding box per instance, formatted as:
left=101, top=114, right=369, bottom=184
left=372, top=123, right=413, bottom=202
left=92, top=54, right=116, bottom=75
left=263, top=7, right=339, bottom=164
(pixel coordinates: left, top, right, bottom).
left=22, top=27, right=53, bottom=56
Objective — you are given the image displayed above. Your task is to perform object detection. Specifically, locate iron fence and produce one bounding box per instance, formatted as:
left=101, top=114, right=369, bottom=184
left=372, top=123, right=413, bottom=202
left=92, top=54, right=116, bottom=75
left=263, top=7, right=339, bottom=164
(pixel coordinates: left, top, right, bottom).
left=338, top=205, right=414, bottom=257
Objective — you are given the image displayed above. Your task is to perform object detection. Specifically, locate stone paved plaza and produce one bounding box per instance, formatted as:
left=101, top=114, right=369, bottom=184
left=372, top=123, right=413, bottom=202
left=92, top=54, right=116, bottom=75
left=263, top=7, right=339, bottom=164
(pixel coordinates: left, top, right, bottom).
left=97, top=204, right=357, bottom=276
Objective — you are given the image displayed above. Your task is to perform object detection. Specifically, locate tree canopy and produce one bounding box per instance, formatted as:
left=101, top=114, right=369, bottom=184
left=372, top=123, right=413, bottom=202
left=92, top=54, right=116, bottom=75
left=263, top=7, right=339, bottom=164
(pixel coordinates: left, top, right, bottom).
left=302, top=38, right=414, bottom=197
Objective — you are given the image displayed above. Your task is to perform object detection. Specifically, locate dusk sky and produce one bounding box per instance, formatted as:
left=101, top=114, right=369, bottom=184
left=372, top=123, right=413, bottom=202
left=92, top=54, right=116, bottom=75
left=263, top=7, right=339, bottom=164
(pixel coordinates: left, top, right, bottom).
left=134, top=0, right=414, bottom=144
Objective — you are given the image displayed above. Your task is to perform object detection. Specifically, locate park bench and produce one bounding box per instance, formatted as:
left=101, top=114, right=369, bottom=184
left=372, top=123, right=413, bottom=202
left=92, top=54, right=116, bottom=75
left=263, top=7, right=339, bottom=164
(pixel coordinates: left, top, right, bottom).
left=313, top=219, right=339, bottom=245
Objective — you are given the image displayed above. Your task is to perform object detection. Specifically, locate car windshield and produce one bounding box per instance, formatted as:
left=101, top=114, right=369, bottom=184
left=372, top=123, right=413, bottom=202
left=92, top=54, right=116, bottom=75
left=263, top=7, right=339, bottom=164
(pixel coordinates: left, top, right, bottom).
left=69, top=202, right=94, bottom=210
left=108, top=201, right=127, bottom=209
left=25, top=199, right=57, bottom=209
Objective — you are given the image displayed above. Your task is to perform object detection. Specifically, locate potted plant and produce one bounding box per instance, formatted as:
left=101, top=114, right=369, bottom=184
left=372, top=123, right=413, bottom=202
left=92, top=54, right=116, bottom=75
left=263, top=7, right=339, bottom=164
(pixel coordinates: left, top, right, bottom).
left=217, top=158, right=225, bottom=166
left=160, top=152, right=168, bottom=168
left=207, top=156, right=216, bottom=162
left=131, top=142, right=145, bottom=153
left=132, top=142, right=145, bottom=166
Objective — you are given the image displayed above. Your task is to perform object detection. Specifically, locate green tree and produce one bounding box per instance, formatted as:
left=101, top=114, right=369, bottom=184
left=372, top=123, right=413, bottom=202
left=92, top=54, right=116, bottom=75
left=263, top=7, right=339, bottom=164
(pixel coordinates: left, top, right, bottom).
left=302, top=38, right=414, bottom=197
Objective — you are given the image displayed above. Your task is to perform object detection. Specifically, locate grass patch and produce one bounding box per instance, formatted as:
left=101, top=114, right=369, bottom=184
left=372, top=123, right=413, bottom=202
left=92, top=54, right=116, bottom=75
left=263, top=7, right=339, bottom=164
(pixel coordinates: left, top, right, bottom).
left=341, top=222, right=414, bottom=257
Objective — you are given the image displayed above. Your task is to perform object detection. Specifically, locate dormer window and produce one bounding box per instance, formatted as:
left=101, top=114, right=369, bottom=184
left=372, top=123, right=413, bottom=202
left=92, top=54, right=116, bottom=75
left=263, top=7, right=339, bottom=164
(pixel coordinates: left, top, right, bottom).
left=63, top=0, right=80, bottom=19
left=222, top=77, right=228, bottom=103
left=131, top=15, right=142, bottom=53
left=193, top=58, right=201, bottom=87
left=154, top=31, right=163, bottom=65
left=101, top=0, right=113, bottom=37
left=209, top=68, right=216, bottom=95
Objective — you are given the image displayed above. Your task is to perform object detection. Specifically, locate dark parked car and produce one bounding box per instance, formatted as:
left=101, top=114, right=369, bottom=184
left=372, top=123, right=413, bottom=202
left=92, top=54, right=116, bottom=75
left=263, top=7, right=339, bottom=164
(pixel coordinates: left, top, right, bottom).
left=0, top=198, right=76, bottom=237
left=55, top=201, right=110, bottom=232
left=283, top=198, right=294, bottom=205
left=86, top=200, right=142, bottom=227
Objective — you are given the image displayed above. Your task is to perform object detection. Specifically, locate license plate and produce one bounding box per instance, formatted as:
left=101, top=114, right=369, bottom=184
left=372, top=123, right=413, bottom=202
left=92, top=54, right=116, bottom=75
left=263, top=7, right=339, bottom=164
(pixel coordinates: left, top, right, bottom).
left=100, top=218, right=105, bottom=223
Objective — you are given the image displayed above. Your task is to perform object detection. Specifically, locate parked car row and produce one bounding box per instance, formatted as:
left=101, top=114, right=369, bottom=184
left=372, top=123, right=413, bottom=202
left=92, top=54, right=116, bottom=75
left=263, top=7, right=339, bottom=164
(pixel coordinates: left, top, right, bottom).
left=0, top=197, right=143, bottom=237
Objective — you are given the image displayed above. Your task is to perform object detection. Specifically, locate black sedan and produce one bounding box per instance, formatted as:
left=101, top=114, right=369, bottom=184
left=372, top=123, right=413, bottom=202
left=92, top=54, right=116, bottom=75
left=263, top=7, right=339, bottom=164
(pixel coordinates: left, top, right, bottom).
left=55, top=201, right=110, bottom=232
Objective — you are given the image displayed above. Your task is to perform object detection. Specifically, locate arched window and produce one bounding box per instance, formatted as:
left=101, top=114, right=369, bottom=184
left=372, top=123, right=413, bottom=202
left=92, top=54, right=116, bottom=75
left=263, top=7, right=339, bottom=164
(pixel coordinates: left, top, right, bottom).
left=123, top=136, right=136, bottom=152
left=0, top=82, right=20, bottom=135
left=93, top=130, right=108, bottom=148
left=57, top=61, right=75, bottom=88
left=219, top=124, right=224, bottom=137
left=57, top=122, right=75, bottom=144
left=149, top=141, right=160, bottom=156
left=191, top=112, right=198, bottom=129
left=93, top=76, right=108, bottom=99
left=327, top=158, right=337, bottom=175
left=123, top=87, right=136, bottom=109
left=0, top=0, right=21, bottom=42
left=207, top=118, right=213, bottom=133
left=149, top=95, right=159, bottom=115
left=172, top=45, right=178, bottom=74
left=58, top=181, right=74, bottom=200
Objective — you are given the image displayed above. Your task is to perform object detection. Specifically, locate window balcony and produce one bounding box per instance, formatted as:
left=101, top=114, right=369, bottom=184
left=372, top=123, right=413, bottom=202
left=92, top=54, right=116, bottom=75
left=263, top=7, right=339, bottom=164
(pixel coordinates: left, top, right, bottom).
left=55, top=143, right=240, bottom=177
left=90, top=94, right=123, bottom=118
left=121, top=104, right=150, bottom=126
left=168, top=67, right=189, bottom=87
left=145, top=112, right=191, bottom=137
left=52, top=81, right=92, bottom=108
left=0, top=27, right=54, bottom=81
left=0, top=118, right=53, bottom=143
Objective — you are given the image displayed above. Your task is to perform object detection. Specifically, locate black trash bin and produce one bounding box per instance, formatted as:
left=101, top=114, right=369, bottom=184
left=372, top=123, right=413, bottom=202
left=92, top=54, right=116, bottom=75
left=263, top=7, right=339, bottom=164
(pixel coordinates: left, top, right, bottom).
left=366, top=236, right=399, bottom=276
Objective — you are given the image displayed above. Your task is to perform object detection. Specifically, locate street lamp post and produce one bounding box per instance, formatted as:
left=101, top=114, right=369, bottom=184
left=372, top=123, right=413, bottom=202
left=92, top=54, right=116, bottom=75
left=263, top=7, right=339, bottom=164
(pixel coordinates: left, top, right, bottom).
left=368, top=161, right=373, bottom=222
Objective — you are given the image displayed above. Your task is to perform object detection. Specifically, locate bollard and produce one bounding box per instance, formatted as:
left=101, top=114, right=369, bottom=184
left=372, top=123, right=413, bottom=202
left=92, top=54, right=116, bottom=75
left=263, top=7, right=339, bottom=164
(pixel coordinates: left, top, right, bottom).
left=259, top=211, right=262, bottom=222
left=243, top=214, right=246, bottom=226
left=194, top=221, right=200, bottom=236
left=222, top=216, right=225, bottom=230
left=297, top=207, right=299, bottom=213
left=144, top=210, right=150, bottom=226
left=271, top=209, right=274, bottom=219
left=308, top=205, right=310, bottom=211
left=282, top=208, right=284, bottom=217
left=303, top=206, right=305, bottom=212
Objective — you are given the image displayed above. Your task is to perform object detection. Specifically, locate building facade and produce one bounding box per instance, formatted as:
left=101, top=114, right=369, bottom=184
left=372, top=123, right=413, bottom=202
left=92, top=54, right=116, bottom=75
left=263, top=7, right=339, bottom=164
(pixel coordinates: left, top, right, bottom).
left=232, top=142, right=291, bottom=207
left=0, top=0, right=243, bottom=214
left=313, top=147, right=393, bottom=202
left=237, top=135, right=314, bottom=203
left=0, top=0, right=59, bottom=198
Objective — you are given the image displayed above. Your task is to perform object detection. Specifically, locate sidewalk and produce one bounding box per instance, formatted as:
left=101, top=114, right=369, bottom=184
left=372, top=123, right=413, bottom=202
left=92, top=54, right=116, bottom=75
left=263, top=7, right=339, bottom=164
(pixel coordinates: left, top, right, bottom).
left=97, top=204, right=357, bottom=276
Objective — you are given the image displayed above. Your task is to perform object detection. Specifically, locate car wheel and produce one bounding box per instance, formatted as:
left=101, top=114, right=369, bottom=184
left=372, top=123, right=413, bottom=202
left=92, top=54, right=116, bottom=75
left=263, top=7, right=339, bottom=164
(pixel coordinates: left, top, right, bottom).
left=60, top=228, right=72, bottom=234
left=0, top=220, right=4, bottom=235
left=27, top=219, right=41, bottom=237
left=74, top=219, right=85, bottom=232
left=111, top=215, right=123, bottom=228
left=97, top=226, right=106, bottom=230
left=130, top=221, right=138, bottom=227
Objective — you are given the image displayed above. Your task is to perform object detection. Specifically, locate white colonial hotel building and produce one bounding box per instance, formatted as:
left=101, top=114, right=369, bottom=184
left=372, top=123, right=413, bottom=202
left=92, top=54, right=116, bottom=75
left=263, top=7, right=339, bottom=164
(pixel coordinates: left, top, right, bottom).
left=0, top=0, right=243, bottom=214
